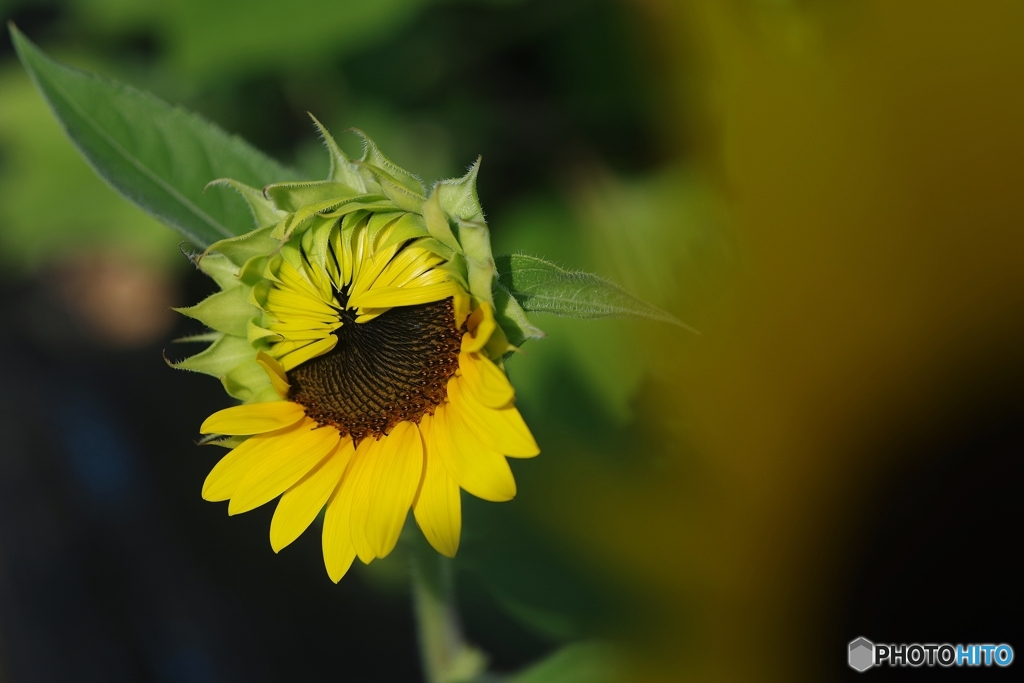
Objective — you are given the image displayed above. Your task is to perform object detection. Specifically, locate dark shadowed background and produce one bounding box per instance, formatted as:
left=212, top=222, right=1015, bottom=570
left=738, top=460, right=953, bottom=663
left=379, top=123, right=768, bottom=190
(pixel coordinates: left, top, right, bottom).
left=1, top=1, right=1021, bottom=681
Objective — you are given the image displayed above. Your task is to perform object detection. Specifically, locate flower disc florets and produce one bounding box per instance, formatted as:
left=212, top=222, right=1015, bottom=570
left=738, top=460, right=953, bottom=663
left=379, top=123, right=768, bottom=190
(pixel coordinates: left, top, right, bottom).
left=285, top=275, right=464, bottom=441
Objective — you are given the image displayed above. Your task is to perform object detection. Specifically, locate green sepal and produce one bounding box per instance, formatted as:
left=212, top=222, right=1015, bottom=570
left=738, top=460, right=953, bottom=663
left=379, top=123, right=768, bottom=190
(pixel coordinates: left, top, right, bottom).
left=413, top=237, right=456, bottom=262
left=300, top=222, right=317, bottom=264
left=321, top=199, right=398, bottom=219
left=252, top=385, right=282, bottom=403
left=222, top=359, right=275, bottom=403
left=438, top=253, right=470, bottom=291
left=249, top=279, right=272, bottom=309
left=434, top=159, right=485, bottom=223
left=206, top=178, right=285, bottom=229
left=247, top=319, right=281, bottom=345
left=424, top=190, right=462, bottom=254
left=354, top=129, right=425, bottom=196
left=238, top=254, right=271, bottom=286
left=308, top=215, right=338, bottom=273
left=264, top=180, right=357, bottom=213
left=169, top=333, right=253, bottom=378
left=172, top=331, right=222, bottom=344
left=206, top=226, right=280, bottom=267
left=377, top=213, right=431, bottom=252
left=366, top=211, right=405, bottom=247
left=367, top=171, right=426, bottom=213
left=458, top=219, right=497, bottom=306
left=278, top=239, right=306, bottom=276
left=198, top=434, right=247, bottom=449
left=492, top=281, right=546, bottom=349
left=309, top=114, right=367, bottom=192
left=196, top=252, right=241, bottom=290
left=273, top=195, right=353, bottom=240
left=173, top=285, right=259, bottom=337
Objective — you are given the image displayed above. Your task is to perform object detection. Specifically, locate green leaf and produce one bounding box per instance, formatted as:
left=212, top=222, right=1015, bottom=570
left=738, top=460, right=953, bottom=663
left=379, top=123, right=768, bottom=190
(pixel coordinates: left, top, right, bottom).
left=10, top=25, right=297, bottom=249
left=495, top=254, right=691, bottom=329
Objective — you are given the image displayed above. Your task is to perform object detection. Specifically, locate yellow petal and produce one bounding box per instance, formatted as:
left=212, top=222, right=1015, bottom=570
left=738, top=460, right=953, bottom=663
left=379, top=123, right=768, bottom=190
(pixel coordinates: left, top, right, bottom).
left=347, top=436, right=383, bottom=563
left=377, top=246, right=442, bottom=289
left=256, top=351, right=291, bottom=399
left=413, top=414, right=461, bottom=557
left=277, top=259, right=323, bottom=300
left=269, top=327, right=335, bottom=342
left=353, top=308, right=390, bottom=324
left=365, top=421, right=424, bottom=558
left=350, top=221, right=370, bottom=285
left=348, top=280, right=459, bottom=309
left=265, top=288, right=338, bottom=317
left=349, top=242, right=402, bottom=302
left=228, top=421, right=340, bottom=515
left=322, top=442, right=361, bottom=582
left=454, top=291, right=472, bottom=328
left=278, top=334, right=338, bottom=371
left=458, top=351, right=514, bottom=408
left=448, top=377, right=539, bottom=457
left=461, top=301, right=496, bottom=352
left=200, top=401, right=305, bottom=435
left=434, top=402, right=516, bottom=502
left=270, top=438, right=354, bottom=552
left=202, top=420, right=309, bottom=501
left=402, top=268, right=453, bottom=289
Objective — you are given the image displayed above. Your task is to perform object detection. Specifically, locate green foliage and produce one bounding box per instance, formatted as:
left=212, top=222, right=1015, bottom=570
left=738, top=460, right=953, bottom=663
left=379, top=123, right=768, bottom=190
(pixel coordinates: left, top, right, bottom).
left=76, top=0, right=434, bottom=78
left=499, top=642, right=619, bottom=683
left=0, top=64, right=178, bottom=273
left=10, top=26, right=297, bottom=249
left=496, top=254, right=688, bottom=328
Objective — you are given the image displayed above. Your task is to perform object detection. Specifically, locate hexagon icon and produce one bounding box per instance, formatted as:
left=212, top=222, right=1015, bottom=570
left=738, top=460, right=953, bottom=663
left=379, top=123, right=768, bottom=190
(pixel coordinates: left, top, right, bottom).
left=849, top=637, right=874, bottom=672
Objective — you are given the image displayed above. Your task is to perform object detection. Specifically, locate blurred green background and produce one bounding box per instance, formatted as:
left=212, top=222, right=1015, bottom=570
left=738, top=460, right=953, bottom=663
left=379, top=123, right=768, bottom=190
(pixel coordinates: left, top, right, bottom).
left=1, top=1, right=1022, bottom=682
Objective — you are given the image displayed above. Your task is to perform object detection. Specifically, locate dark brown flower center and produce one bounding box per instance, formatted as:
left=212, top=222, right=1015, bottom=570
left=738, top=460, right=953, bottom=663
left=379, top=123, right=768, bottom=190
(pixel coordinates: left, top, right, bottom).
left=287, top=295, right=462, bottom=441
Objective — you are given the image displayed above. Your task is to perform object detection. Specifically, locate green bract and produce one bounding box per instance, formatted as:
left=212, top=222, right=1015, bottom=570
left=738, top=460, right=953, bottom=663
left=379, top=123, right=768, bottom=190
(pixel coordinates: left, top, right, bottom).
left=172, top=118, right=540, bottom=403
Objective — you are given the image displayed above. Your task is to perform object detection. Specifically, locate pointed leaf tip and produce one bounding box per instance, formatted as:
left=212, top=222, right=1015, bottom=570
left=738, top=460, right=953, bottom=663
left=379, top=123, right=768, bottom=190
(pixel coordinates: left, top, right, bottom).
left=351, top=128, right=425, bottom=196
left=308, top=114, right=366, bottom=192
left=11, top=27, right=297, bottom=248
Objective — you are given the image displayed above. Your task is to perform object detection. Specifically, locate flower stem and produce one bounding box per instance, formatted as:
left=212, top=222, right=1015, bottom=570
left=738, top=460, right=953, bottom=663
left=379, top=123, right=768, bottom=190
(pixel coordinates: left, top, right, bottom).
left=411, top=553, right=487, bottom=683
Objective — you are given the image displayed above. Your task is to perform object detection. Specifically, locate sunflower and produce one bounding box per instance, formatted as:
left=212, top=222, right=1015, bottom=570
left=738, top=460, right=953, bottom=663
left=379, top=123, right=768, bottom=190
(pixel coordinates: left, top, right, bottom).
left=174, top=120, right=539, bottom=581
